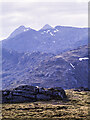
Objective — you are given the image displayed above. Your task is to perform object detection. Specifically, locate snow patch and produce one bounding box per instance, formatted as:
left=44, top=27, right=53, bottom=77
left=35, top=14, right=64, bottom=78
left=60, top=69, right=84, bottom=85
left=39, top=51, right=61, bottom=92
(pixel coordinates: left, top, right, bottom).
left=56, top=29, right=59, bottom=32
left=53, top=29, right=59, bottom=33
left=46, top=30, right=50, bottom=33
left=70, top=63, right=75, bottom=69
left=79, top=57, right=89, bottom=61
left=55, top=55, right=62, bottom=58
left=50, top=32, right=54, bottom=36
left=24, top=29, right=29, bottom=32
left=53, top=30, right=57, bottom=33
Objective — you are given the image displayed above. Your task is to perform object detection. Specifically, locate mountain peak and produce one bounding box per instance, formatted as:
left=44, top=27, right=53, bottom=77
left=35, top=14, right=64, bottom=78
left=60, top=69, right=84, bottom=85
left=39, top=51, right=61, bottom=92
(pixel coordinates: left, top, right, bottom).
left=18, top=25, right=26, bottom=29
left=41, top=24, right=53, bottom=30
left=16, top=25, right=31, bottom=31
left=8, top=25, right=31, bottom=39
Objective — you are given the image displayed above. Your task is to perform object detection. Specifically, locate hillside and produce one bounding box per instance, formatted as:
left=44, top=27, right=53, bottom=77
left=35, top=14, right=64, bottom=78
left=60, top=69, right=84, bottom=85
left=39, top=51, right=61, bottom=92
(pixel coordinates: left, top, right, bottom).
left=2, top=45, right=89, bottom=90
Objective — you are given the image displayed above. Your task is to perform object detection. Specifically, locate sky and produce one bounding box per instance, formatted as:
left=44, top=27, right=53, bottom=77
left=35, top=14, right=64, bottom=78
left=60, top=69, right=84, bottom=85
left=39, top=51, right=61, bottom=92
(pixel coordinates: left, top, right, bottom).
left=0, top=0, right=89, bottom=40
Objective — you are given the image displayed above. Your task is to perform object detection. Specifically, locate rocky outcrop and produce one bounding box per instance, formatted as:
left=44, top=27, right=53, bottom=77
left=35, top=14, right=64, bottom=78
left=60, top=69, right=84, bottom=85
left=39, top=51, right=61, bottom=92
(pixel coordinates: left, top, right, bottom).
left=2, top=85, right=67, bottom=103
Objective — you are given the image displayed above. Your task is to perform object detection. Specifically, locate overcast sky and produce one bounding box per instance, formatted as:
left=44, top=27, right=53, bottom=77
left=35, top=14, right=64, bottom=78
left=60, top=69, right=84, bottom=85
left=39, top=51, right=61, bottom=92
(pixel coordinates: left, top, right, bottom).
left=0, top=0, right=89, bottom=40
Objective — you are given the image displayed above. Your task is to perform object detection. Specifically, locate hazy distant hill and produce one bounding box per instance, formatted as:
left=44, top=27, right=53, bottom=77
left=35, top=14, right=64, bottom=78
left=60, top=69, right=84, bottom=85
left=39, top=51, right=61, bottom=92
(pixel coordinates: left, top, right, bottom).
left=2, top=45, right=88, bottom=90
left=2, top=25, right=88, bottom=53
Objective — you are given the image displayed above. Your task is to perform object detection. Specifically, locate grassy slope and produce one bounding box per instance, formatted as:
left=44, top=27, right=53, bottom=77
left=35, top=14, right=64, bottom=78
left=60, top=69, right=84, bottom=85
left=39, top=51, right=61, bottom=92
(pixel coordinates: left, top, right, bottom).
left=2, top=90, right=90, bottom=120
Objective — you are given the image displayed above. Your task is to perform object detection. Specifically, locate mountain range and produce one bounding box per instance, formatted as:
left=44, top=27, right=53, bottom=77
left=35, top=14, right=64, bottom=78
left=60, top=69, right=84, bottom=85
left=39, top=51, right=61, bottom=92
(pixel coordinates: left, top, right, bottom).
left=1, top=25, right=89, bottom=90
left=2, top=25, right=88, bottom=53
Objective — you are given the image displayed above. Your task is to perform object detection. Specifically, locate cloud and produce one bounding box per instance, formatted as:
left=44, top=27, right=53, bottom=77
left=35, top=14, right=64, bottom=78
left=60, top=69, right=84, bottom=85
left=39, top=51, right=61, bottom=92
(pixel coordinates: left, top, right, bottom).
left=0, top=1, right=88, bottom=40
left=1, top=2, right=88, bottom=16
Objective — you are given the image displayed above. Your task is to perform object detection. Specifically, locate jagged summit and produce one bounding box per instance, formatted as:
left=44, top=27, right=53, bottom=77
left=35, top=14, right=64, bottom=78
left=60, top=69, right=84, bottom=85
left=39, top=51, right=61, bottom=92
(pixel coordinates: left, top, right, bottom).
left=41, top=24, right=53, bottom=30
left=2, top=25, right=88, bottom=53
left=18, top=25, right=25, bottom=29
left=17, top=25, right=26, bottom=29
left=8, top=25, right=31, bottom=39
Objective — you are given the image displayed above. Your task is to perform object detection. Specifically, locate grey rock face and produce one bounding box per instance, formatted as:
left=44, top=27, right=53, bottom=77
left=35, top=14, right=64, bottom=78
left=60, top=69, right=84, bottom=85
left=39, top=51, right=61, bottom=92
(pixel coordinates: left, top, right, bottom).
left=2, top=85, right=67, bottom=103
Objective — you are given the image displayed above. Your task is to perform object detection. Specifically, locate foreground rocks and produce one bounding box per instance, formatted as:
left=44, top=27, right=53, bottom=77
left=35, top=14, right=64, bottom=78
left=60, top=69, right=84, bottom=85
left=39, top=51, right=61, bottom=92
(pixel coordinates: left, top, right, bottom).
left=2, top=85, right=67, bottom=103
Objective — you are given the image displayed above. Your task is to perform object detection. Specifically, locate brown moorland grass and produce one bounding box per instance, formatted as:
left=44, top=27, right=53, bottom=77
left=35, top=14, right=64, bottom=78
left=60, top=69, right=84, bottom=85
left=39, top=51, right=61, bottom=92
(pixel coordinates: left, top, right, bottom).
left=1, top=90, right=90, bottom=120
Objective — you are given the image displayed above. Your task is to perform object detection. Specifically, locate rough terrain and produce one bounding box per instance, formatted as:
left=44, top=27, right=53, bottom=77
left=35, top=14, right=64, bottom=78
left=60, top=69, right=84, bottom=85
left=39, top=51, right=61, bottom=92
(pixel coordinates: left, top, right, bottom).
left=2, top=89, right=90, bottom=120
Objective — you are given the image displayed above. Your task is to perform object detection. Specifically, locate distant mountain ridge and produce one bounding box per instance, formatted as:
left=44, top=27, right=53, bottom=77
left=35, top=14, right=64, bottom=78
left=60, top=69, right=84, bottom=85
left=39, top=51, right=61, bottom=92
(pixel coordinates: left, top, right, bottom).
left=2, top=25, right=88, bottom=54
left=41, top=24, right=53, bottom=30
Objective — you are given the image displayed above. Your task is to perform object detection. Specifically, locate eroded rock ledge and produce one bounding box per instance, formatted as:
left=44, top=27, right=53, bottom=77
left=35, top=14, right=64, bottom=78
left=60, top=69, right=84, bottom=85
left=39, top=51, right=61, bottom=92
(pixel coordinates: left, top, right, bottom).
left=2, top=85, right=67, bottom=103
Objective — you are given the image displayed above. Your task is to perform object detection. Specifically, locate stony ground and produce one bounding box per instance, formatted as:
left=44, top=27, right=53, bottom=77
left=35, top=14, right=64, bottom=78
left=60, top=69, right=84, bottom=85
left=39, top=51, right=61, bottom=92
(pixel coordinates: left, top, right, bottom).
left=1, top=90, right=90, bottom=120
